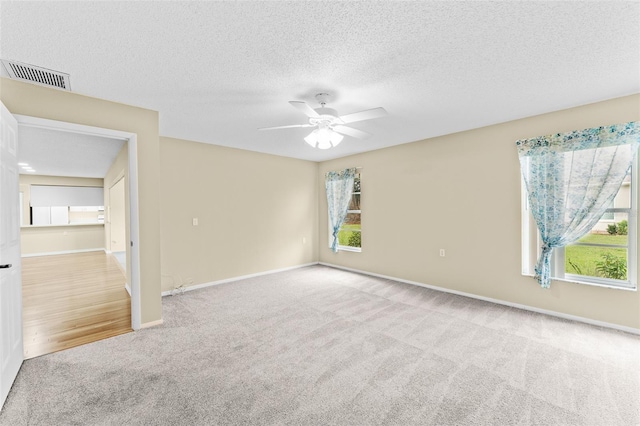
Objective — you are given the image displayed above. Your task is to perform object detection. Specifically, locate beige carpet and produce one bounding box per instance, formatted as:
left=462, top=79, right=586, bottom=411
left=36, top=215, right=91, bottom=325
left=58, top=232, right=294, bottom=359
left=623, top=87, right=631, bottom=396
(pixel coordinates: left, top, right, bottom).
left=1, top=265, right=639, bottom=425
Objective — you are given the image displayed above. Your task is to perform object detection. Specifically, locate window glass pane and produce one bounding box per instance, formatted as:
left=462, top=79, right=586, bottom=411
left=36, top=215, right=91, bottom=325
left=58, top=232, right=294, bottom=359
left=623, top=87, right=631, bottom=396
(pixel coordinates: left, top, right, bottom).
left=576, top=231, right=628, bottom=247
left=577, top=212, right=628, bottom=246
left=348, top=193, right=360, bottom=211
left=600, top=211, right=614, bottom=220
left=343, top=212, right=360, bottom=226
left=338, top=213, right=361, bottom=247
left=331, top=170, right=361, bottom=251
left=353, top=175, right=360, bottom=193
left=616, top=173, right=632, bottom=207
left=565, top=246, right=627, bottom=281
left=600, top=201, right=614, bottom=220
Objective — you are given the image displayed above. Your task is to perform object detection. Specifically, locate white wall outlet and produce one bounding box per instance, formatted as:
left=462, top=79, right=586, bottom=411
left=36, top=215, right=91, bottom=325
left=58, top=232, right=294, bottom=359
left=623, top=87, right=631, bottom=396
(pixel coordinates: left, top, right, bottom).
left=439, top=249, right=445, bottom=257
left=192, top=218, right=198, bottom=226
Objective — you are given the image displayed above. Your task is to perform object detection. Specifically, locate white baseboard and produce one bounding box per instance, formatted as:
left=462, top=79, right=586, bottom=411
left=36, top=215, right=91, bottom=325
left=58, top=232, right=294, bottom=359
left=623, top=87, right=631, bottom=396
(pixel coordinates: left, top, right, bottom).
left=140, top=319, right=163, bottom=329
left=21, top=248, right=105, bottom=258
left=319, top=262, right=640, bottom=336
left=161, top=262, right=319, bottom=297
left=124, top=283, right=131, bottom=296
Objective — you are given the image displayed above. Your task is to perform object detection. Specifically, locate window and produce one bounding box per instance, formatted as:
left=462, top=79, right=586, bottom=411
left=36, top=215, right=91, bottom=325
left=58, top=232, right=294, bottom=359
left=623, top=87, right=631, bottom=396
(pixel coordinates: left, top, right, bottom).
left=600, top=201, right=615, bottom=221
left=522, top=163, right=636, bottom=289
left=336, top=171, right=361, bottom=251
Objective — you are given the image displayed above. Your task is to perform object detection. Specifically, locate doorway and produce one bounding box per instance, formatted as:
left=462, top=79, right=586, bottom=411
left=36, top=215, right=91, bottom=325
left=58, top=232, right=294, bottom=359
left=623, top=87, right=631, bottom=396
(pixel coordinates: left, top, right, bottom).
left=15, top=115, right=142, bottom=336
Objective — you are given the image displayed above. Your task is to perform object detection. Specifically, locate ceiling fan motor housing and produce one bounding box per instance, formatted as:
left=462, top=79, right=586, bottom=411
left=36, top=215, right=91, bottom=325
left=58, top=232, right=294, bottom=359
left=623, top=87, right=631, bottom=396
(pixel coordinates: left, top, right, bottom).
left=310, top=107, right=344, bottom=126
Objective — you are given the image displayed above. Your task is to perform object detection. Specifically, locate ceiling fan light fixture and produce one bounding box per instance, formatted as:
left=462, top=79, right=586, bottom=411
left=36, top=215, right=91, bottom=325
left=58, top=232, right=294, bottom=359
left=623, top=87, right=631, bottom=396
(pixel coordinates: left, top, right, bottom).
left=328, top=131, right=344, bottom=147
left=317, top=139, right=332, bottom=150
left=261, top=93, right=385, bottom=149
left=304, top=127, right=343, bottom=149
left=303, top=131, right=318, bottom=147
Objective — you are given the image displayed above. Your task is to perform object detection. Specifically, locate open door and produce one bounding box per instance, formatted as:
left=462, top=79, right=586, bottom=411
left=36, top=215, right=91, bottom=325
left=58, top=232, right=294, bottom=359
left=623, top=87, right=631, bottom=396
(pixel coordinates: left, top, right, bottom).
left=0, top=101, right=23, bottom=409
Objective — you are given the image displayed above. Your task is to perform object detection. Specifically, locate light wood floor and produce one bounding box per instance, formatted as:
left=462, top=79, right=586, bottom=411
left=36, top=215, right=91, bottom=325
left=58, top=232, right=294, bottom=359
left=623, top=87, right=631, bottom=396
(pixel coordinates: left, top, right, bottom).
left=22, top=251, right=132, bottom=359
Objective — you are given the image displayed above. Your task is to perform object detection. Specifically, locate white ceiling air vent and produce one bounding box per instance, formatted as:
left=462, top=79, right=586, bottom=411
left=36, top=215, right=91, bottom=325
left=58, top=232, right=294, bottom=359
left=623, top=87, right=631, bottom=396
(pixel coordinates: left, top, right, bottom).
left=1, top=59, right=70, bottom=91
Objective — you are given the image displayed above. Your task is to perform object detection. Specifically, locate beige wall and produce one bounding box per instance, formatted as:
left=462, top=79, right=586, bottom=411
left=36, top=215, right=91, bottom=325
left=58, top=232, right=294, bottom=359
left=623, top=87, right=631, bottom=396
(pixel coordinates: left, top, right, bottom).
left=1, top=78, right=162, bottom=325
left=319, top=94, right=640, bottom=329
left=19, top=175, right=105, bottom=255
left=109, top=178, right=127, bottom=252
left=160, top=137, right=318, bottom=292
left=21, top=225, right=104, bottom=256
left=104, top=143, right=128, bottom=253
left=104, top=143, right=130, bottom=288
left=4, top=76, right=636, bottom=330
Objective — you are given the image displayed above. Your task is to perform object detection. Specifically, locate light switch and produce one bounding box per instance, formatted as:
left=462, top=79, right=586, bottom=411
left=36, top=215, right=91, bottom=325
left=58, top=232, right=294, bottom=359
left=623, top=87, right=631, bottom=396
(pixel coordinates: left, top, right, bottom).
left=192, top=218, right=198, bottom=226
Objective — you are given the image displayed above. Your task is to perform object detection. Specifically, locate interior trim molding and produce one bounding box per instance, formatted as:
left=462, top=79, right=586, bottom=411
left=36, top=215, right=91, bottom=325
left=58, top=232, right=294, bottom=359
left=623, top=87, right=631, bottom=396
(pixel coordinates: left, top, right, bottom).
left=140, top=319, right=163, bottom=329
left=21, top=248, right=105, bottom=258
left=125, top=283, right=132, bottom=297
left=319, top=262, right=640, bottom=336
left=161, top=262, right=319, bottom=297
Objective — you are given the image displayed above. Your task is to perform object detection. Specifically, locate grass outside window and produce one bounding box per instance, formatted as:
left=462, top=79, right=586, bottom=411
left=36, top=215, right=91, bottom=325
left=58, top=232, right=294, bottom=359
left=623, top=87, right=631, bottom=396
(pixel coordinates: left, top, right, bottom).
left=338, top=224, right=361, bottom=248
left=565, top=234, right=627, bottom=280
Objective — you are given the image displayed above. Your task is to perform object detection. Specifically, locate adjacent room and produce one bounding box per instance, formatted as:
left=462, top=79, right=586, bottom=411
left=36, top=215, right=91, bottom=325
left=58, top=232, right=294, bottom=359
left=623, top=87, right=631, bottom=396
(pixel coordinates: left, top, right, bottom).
left=0, top=2, right=638, bottom=425
left=17, top=126, right=132, bottom=359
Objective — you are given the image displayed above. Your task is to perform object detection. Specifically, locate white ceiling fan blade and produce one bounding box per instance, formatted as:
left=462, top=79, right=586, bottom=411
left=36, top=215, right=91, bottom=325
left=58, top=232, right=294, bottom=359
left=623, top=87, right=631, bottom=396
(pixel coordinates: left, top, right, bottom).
left=339, top=107, right=387, bottom=124
left=289, top=101, right=320, bottom=118
left=258, top=124, right=314, bottom=131
left=333, top=125, right=371, bottom=139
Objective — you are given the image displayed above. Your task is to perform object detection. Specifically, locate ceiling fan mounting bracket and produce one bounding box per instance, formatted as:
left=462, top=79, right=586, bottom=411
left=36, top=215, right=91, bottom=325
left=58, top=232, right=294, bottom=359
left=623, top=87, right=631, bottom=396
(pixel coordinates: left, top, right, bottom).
left=314, top=92, right=331, bottom=106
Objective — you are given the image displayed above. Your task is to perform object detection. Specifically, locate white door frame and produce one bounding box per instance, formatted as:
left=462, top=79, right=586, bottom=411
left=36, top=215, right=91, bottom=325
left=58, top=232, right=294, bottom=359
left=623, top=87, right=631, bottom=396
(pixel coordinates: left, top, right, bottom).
left=14, top=115, right=142, bottom=330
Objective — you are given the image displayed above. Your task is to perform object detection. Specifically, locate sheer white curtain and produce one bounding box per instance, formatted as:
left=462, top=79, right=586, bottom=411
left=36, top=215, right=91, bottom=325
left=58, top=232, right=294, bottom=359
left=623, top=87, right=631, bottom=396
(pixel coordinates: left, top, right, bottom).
left=325, top=168, right=356, bottom=252
left=517, top=121, right=639, bottom=288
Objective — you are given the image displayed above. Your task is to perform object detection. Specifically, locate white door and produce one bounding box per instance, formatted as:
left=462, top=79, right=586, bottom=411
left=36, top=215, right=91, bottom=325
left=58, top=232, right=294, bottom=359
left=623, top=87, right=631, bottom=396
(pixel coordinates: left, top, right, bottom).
left=0, top=101, right=23, bottom=409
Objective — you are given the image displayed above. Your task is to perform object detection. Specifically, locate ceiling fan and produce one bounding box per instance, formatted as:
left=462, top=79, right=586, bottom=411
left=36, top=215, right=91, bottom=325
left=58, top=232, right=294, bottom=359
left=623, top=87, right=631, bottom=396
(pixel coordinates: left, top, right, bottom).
left=259, top=93, right=387, bottom=149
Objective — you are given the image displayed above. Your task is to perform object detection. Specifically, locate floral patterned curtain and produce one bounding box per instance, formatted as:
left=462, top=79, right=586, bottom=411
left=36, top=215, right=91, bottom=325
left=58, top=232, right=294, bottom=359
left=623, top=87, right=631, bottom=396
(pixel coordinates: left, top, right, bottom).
left=325, top=168, right=356, bottom=252
left=516, top=121, right=639, bottom=288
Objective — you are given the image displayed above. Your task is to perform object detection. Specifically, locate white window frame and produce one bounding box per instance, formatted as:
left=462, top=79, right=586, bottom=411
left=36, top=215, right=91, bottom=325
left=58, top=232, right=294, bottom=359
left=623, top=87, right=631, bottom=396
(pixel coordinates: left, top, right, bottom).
left=329, top=168, right=362, bottom=253
left=521, top=157, right=637, bottom=290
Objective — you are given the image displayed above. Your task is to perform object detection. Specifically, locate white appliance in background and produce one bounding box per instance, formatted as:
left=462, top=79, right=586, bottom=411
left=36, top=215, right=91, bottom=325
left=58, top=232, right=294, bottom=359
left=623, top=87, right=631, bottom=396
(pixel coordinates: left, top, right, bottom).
left=32, top=206, right=51, bottom=225
left=31, top=206, right=70, bottom=225
left=50, top=206, right=69, bottom=225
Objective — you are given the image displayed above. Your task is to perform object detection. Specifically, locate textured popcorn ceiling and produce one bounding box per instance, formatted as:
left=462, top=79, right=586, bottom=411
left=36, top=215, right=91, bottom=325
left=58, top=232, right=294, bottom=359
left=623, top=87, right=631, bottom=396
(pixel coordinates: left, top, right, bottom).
left=1, top=1, right=638, bottom=163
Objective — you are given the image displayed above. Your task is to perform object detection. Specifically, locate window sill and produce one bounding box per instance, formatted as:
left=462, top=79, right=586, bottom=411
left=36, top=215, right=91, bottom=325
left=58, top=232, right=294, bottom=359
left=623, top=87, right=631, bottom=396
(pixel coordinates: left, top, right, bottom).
left=522, top=273, right=637, bottom=291
left=337, top=246, right=361, bottom=253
